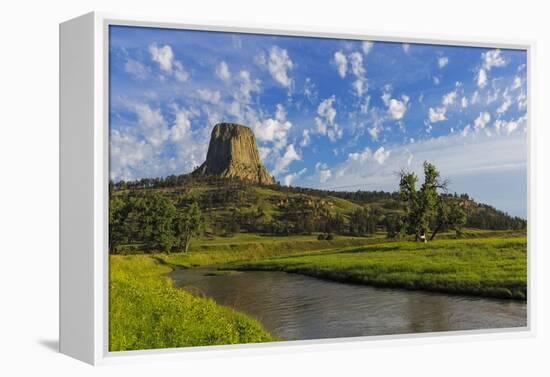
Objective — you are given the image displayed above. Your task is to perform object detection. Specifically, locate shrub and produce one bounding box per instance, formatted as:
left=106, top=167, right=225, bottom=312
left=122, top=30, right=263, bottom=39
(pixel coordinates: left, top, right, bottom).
left=317, top=234, right=326, bottom=241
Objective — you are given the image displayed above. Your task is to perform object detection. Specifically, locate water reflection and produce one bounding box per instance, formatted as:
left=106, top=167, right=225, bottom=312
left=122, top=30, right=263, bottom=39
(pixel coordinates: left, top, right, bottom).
left=169, top=267, right=526, bottom=340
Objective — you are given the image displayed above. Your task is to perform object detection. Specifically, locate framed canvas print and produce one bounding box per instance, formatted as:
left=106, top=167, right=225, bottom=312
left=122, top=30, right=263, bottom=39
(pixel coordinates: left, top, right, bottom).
left=60, top=12, right=533, bottom=365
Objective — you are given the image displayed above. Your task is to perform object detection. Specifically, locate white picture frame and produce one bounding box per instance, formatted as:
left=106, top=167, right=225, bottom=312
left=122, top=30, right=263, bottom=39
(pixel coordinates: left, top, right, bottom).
left=59, top=11, right=535, bottom=365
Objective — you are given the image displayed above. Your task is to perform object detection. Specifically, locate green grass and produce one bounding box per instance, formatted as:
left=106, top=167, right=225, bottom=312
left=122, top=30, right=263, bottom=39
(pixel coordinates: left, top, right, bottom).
left=109, top=255, right=275, bottom=351
left=159, top=233, right=386, bottom=268
left=228, top=237, right=527, bottom=300
left=158, top=230, right=524, bottom=268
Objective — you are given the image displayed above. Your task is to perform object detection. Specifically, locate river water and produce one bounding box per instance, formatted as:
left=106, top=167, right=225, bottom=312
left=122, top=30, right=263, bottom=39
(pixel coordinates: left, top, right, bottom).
left=169, top=267, right=527, bottom=341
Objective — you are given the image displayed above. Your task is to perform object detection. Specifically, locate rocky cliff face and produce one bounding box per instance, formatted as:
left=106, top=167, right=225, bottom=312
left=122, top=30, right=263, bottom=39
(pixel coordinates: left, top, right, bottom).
left=192, top=123, right=275, bottom=185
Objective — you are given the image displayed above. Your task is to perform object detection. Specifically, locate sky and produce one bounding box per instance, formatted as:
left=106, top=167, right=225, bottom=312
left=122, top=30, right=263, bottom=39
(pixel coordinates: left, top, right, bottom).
left=109, top=26, right=528, bottom=218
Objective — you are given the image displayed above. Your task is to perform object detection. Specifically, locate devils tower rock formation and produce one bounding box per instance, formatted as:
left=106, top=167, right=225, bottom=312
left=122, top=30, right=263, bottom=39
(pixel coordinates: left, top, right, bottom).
left=192, top=123, right=275, bottom=185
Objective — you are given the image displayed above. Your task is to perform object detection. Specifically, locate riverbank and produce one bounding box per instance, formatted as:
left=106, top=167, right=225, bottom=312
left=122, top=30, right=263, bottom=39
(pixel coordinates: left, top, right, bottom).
left=109, top=232, right=527, bottom=350
left=227, top=237, right=527, bottom=300
left=109, top=255, right=275, bottom=351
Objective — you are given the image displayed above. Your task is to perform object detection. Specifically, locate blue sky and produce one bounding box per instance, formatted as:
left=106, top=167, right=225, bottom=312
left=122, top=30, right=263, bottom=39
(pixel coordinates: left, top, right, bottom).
left=109, top=26, right=528, bottom=218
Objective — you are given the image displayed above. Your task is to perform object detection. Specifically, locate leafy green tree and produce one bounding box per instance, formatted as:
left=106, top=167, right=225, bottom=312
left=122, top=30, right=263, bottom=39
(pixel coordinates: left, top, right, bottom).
left=109, top=195, right=127, bottom=253
left=399, top=169, right=420, bottom=238
left=430, top=198, right=449, bottom=240
left=430, top=199, right=467, bottom=240
left=384, top=213, right=402, bottom=239
left=328, top=212, right=346, bottom=234
left=158, top=231, right=176, bottom=253
left=144, top=193, right=177, bottom=252
left=173, top=202, right=205, bottom=252
left=418, top=162, right=441, bottom=239
left=447, top=202, right=467, bottom=237
left=399, top=161, right=453, bottom=241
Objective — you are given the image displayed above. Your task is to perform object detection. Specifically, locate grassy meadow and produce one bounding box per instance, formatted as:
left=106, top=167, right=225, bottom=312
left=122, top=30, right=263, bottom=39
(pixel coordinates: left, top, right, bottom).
left=227, top=236, right=527, bottom=300
left=158, top=229, right=525, bottom=267
left=158, top=233, right=385, bottom=267
left=109, top=254, right=275, bottom=351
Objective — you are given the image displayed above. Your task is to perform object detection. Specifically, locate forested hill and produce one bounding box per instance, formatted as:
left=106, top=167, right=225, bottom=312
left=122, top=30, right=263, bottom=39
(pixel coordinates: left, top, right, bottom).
left=110, top=174, right=526, bottom=244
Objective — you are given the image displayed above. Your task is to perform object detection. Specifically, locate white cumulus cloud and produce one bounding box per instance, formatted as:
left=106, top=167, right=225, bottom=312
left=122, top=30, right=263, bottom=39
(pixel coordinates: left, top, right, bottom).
left=442, top=90, right=457, bottom=106
left=169, top=108, right=192, bottom=142
left=283, top=168, right=307, bottom=186
left=347, top=148, right=371, bottom=163
left=300, top=129, right=311, bottom=147
left=273, top=144, right=300, bottom=175
left=388, top=97, right=409, bottom=120
left=494, top=114, right=527, bottom=135
left=149, top=43, right=188, bottom=82
left=438, top=56, right=449, bottom=68
left=334, top=51, right=348, bottom=78
left=362, top=41, right=374, bottom=55
left=197, top=89, right=221, bottom=104
left=110, top=102, right=208, bottom=181
left=315, top=162, right=333, bottom=183
left=382, top=87, right=409, bottom=120
left=253, top=104, right=292, bottom=149
left=475, top=49, right=506, bottom=89
left=303, top=77, right=317, bottom=102
left=315, top=96, right=341, bottom=141
left=349, top=52, right=367, bottom=97
left=110, top=130, right=154, bottom=181
left=476, top=68, right=488, bottom=88
left=511, top=76, right=522, bottom=90
left=332, top=50, right=369, bottom=97
left=235, top=70, right=261, bottom=103
left=373, top=146, right=390, bottom=164
left=367, top=110, right=385, bottom=141
left=474, top=112, right=491, bottom=132
left=124, top=59, right=150, bottom=80
left=130, top=102, right=170, bottom=147
left=266, top=46, right=294, bottom=88
left=483, top=49, right=507, bottom=70
left=497, top=91, right=513, bottom=114
left=428, top=107, right=447, bottom=123
left=215, top=61, right=231, bottom=82
left=349, top=52, right=365, bottom=77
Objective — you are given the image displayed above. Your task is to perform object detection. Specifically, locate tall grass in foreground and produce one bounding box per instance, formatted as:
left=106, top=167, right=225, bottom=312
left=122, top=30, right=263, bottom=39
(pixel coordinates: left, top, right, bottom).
left=109, top=255, right=274, bottom=351
left=229, top=237, right=527, bottom=300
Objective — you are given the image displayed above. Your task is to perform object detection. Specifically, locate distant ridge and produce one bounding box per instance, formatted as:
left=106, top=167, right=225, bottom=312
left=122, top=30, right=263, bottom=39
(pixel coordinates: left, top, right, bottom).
left=192, top=123, right=275, bottom=185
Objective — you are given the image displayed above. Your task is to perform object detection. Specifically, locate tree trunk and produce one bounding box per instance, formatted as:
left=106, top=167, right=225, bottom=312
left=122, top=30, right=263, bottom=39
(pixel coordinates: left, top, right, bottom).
left=430, top=223, right=442, bottom=241
left=184, top=234, right=191, bottom=253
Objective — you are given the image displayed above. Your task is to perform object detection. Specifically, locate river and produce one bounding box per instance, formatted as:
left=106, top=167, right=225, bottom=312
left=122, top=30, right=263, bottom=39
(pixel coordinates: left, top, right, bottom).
left=169, top=267, right=527, bottom=341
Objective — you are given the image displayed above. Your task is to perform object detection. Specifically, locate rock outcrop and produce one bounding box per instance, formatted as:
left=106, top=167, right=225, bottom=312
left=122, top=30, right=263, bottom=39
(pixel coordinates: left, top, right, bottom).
left=192, top=123, right=275, bottom=185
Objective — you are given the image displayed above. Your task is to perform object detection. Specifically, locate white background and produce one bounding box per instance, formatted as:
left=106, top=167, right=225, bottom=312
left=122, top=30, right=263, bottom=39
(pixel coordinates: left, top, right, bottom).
left=0, top=0, right=548, bottom=375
